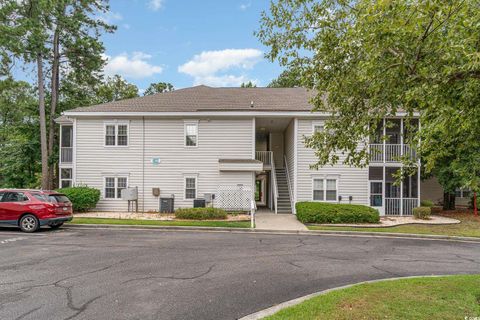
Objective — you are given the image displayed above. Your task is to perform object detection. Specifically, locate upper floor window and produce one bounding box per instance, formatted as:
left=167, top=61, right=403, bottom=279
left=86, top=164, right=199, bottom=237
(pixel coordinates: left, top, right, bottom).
left=185, top=122, right=198, bottom=147
left=105, top=123, right=128, bottom=146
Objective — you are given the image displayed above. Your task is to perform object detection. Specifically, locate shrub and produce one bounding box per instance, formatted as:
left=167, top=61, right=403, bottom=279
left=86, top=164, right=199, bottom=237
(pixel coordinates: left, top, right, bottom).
left=413, top=206, right=431, bottom=220
left=56, top=187, right=100, bottom=212
left=420, top=199, right=434, bottom=207
left=296, top=202, right=380, bottom=224
left=175, top=207, right=227, bottom=220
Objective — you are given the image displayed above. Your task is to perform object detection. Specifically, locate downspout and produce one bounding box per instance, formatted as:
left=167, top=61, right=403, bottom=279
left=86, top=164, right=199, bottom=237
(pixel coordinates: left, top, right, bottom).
left=142, top=116, right=145, bottom=213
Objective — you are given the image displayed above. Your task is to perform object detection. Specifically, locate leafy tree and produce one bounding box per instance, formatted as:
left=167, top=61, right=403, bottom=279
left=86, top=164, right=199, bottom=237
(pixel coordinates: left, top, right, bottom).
left=257, top=0, right=480, bottom=198
left=240, top=81, right=257, bottom=88
left=96, top=75, right=139, bottom=103
left=144, top=82, right=174, bottom=95
left=0, top=0, right=115, bottom=189
left=268, top=69, right=302, bottom=88
left=0, top=78, right=40, bottom=188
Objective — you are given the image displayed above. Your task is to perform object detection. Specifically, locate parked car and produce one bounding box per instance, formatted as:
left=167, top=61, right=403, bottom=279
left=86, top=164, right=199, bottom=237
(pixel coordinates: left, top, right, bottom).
left=0, top=189, right=73, bottom=232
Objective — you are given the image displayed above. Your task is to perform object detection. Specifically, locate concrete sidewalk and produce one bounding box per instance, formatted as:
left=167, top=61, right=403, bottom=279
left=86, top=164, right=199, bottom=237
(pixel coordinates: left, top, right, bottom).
left=255, top=212, right=308, bottom=231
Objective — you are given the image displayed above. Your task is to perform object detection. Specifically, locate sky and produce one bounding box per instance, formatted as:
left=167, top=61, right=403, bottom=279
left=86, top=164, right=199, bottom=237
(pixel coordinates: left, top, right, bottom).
left=97, top=0, right=282, bottom=92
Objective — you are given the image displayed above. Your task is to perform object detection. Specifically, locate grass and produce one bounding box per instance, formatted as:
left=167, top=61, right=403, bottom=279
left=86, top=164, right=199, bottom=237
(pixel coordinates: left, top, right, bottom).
left=68, top=217, right=251, bottom=228
left=265, top=275, right=480, bottom=320
left=308, top=212, right=480, bottom=238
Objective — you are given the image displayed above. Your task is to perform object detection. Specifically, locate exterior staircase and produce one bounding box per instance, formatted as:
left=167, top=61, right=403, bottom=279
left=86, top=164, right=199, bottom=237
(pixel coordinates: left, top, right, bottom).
left=275, top=168, right=292, bottom=214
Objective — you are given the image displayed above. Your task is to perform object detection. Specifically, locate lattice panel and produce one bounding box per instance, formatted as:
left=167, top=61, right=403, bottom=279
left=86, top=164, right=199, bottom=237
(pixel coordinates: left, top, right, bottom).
left=215, top=185, right=253, bottom=211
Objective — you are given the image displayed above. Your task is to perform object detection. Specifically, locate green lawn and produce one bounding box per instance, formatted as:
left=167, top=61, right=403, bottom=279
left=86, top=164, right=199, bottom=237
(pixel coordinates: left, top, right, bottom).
left=265, top=275, right=480, bottom=320
left=68, top=217, right=251, bottom=228
left=308, top=213, right=480, bottom=238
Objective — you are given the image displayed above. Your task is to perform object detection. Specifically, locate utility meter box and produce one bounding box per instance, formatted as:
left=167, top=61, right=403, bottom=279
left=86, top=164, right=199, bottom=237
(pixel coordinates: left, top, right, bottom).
left=121, top=187, right=138, bottom=201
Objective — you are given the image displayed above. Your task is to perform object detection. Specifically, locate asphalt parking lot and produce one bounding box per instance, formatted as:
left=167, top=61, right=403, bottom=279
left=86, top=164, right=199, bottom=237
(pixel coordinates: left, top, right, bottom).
left=0, top=227, right=479, bottom=320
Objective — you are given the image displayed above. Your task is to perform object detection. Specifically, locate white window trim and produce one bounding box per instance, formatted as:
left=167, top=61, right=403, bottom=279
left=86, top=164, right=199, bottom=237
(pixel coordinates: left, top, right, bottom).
left=103, top=120, right=130, bottom=147
left=312, top=121, right=325, bottom=135
left=60, top=168, right=73, bottom=188
left=184, top=120, right=199, bottom=148
left=103, top=176, right=129, bottom=200
left=183, top=174, right=198, bottom=200
left=312, top=177, right=339, bottom=203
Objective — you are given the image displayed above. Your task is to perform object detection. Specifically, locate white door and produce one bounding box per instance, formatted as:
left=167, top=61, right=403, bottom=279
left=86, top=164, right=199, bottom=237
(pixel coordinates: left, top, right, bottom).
left=369, top=181, right=384, bottom=215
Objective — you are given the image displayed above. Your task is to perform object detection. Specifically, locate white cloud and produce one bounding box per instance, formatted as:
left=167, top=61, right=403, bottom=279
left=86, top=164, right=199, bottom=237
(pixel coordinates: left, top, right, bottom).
left=239, top=2, right=251, bottom=11
left=99, top=11, right=123, bottom=24
left=148, top=0, right=164, bottom=11
left=103, top=52, right=163, bottom=79
left=178, top=48, right=262, bottom=86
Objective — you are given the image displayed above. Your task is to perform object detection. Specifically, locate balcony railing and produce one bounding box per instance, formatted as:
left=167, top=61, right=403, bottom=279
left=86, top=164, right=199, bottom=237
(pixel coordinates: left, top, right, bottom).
left=369, top=144, right=417, bottom=163
left=61, top=147, right=73, bottom=163
left=255, top=151, right=272, bottom=166
left=385, top=198, right=418, bottom=215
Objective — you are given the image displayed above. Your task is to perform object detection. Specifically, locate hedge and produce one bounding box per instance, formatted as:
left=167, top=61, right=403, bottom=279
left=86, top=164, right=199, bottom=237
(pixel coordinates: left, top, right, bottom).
left=413, top=206, right=431, bottom=220
left=175, top=207, right=227, bottom=220
left=296, top=202, right=380, bottom=224
left=56, top=187, right=100, bottom=212
left=420, top=199, right=434, bottom=207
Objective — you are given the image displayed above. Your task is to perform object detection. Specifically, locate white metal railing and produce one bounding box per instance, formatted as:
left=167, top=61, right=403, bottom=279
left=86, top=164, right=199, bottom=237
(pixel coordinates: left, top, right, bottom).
left=284, top=155, right=295, bottom=214
left=271, top=152, right=278, bottom=214
left=250, top=200, right=256, bottom=228
left=370, top=144, right=417, bottom=163
left=61, top=147, right=73, bottom=163
left=369, top=144, right=384, bottom=162
left=385, top=198, right=418, bottom=215
left=255, top=151, right=272, bottom=166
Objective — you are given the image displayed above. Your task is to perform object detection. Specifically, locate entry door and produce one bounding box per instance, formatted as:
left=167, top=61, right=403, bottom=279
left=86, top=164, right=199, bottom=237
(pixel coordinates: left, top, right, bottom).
left=369, top=181, right=384, bottom=215
left=255, top=177, right=267, bottom=206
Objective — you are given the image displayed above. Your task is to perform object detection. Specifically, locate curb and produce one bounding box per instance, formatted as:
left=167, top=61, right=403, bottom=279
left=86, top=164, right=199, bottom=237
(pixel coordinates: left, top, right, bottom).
left=65, top=224, right=480, bottom=243
left=238, top=274, right=458, bottom=320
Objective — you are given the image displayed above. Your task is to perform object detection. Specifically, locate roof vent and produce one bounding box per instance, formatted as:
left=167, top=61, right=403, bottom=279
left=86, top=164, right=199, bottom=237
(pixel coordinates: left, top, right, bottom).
left=250, top=100, right=254, bottom=108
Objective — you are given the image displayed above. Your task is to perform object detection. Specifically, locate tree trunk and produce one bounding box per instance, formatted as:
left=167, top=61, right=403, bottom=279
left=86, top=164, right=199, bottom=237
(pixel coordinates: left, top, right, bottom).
left=442, top=192, right=456, bottom=210
left=37, top=54, right=49, bottom=190
left=47, top=26, right=60, bottom=189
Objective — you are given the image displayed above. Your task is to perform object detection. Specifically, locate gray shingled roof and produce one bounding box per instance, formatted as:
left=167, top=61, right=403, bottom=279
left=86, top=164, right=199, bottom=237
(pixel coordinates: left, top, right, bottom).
left=65, top=85, right=315, bottom=113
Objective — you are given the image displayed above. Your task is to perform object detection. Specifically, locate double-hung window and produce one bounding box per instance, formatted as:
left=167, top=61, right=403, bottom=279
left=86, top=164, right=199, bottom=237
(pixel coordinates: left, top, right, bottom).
left=185, top=177, right=197, bottom=199
left=185, top=122, right=198, bottom=147
left=105, top=123, right=128, bottom=146
left=313, top=178, right=338, bottom=202
left=104, top=177, right=128, bottom=199
left=455, top=188, right=471, bottom=198
left=60, top=168, right=73, bottom=188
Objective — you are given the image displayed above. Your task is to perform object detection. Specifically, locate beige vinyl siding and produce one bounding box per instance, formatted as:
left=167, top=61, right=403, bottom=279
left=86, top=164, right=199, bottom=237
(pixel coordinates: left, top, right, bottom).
left=74, top=117, right=254, bottom=211
left=284, top=119, right=296, bottom=206
left=296, top=119, right=369, bottom=205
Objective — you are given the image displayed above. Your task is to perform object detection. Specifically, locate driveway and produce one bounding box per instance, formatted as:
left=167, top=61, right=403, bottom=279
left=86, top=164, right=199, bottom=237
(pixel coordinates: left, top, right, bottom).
left=0, top=227, right=478, bottom=320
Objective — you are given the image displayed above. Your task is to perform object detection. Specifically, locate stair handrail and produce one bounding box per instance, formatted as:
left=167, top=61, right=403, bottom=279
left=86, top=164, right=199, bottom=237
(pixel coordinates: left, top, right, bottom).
left=283, top=155, right=295, bottom=214
left=270, top=151, right=278, bottom=214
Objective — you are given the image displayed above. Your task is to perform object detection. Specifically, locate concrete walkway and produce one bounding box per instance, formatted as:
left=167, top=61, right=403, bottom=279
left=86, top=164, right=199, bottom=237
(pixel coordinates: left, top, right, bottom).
left=255, top=212, right=308, bottom=231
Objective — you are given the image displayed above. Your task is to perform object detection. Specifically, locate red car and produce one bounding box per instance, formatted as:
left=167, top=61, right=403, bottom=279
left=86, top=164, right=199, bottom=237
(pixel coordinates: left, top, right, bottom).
left=0, top=189, right=73, bottom=232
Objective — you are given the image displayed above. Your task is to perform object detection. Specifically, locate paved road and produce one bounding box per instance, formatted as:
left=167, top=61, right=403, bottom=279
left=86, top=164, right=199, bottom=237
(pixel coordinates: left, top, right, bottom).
left=0, top=227, right=479, bottom=320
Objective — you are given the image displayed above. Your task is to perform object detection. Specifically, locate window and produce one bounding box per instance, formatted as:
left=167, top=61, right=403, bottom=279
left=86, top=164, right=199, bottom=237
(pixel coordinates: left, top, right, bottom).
left=117, top=125, right=128, bottom=146
left=185, top=177, right=197, bottom=199
left=31, top=193, right=48, bottom=202
left=185, top=122, right=198, bottom=147
left=0, top=192, right=5, bottom=202
left=60, top=168, right=73, bottom=188
left=104, top=177, right=128, bottom=199
left=313, top=125, right=324, bottom=134
left=313, top=179, right=324, bottom=201
left=313, top=178, right=338, bottom=202
left=2, top=192, right=29, bottom=202
left=105, top=123, right=128, bottom=146
left=105, top=125, right=116, bottom=146
left=456, top=188, right=471, bottom=198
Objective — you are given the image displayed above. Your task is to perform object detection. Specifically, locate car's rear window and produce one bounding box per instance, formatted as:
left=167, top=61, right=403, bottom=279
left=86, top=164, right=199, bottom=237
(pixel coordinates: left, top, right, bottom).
left=48, top=194, right=71, bottom=203
left=31, top=193, right=48, bottom=202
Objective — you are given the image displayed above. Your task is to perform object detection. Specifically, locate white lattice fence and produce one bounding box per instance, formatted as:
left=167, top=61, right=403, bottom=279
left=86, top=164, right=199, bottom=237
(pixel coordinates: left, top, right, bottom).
left=215, top=185, right=253, bottom=211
